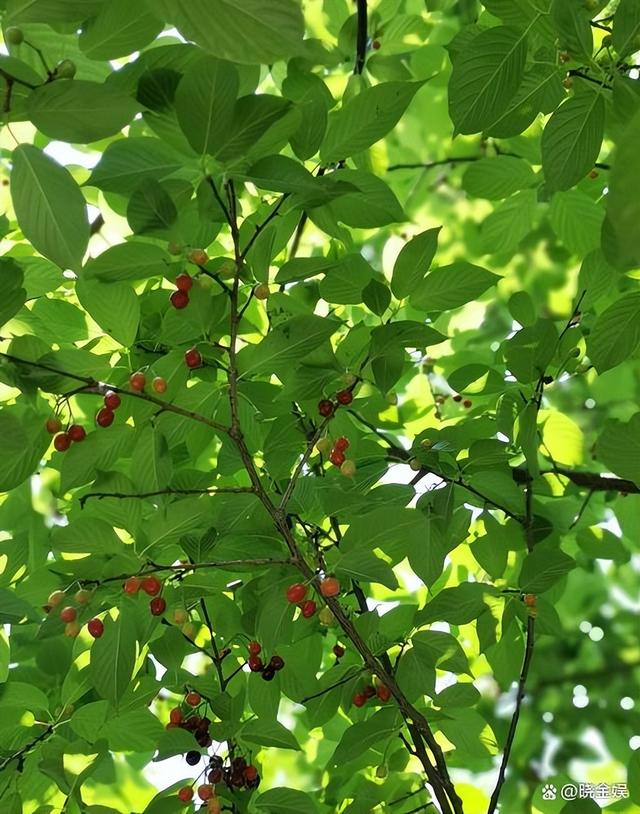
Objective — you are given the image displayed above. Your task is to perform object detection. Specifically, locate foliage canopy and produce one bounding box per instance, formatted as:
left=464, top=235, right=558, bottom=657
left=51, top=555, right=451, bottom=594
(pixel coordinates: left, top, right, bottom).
left=0, top=1, right=639, bottom=813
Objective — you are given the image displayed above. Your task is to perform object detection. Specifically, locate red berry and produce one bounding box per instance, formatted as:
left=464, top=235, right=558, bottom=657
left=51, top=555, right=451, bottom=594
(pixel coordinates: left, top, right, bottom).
left=60, top=606, right=77, bottom=623
left=364, top=685, right=376, bottom=699
left=189, top=249, right=208, bottom=266
left=523, top=593, right=537, bottom=607
left=53, top=433, right=71, bottom=452
left=333, top=644, right=345, bottom=658
left=123, top=576, right=141, bottom=594
left=96, top=408, right=114, bottom=428
left=463, top=399, right=472, bottom=408
left=68, top=424, right=86, bottom=442
left=129, top=372, right=146, bottom=391
left=46, top=417, right=62, bottom=434
left=329, top=450, right=345, bottom=467
left=141, top=576, right=162, bottom=596
left=334, top=436, right=349, bottom=452
left=197, top=784, right=213, bottom=801
left=170, top=290, right=189, bottom=309
left=286, top=583, right=307, bottom=603
left=103, top=390, right=121, bottom=410
left=353, top=693, right=366, bottom=707
left=152, top=376, right=167, bottom=394
left=87, top=618, right=104, bottom=639
left=185, top=348, right=202, bottom=369
left=301, top=599, right=317, bottom=618
left=377, top=684, right=391, bottom=702
left=169, top=707, right=183, bottom=724
left=372, top=39, right=381, bottom=49
left=319, top=577, right=340, bottom=598
left=269, top=655, right=285, bottom=671
left=336, top=389, right=353, bottom=405
left=244, top=764, right=258, bottom=782
left=177, top=786, right=193, bottom=802
left=186, top=691, right=201, bottom=707
left=248, top=640, right=261, bottom=656
left=318, top=399, right=334, bottom=417
left=248, top=655, right=264, bottom=672
left=150, top=596, right=166, bottom=616
left=64, top=620, right=81, bottom=638
left=176, top=273, right=194, bottom=292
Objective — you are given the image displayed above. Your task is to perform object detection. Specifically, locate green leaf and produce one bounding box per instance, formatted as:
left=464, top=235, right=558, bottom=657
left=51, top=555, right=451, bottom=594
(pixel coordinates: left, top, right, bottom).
left=85, top=137, right=185, bottom=195
left=602, top=110, right=640, bottom=270
left=515, top=402, right=540, bottom=478
left=70, top=700, right=109, bottom=743
left=75, top=278, right=140, bottom=347
left=127, top=179, right=177, bottom=236
left=331, top=708, right=402, bottom=765
left=391, top=227, right=441, bottom=299
left=462, top=156, right=536, bottom=200
left=241, top=316, right=341, bottom=375
left=612, top=0, right=640, bottom=59
left=541, top=91, right=605, bottom=193
left=131, top=426, right=171, bottom=492
left=214, top=94, right=295, bottom=165
left=102, top=708, right=164, bottom=751
left=628, top=748, right=640, bottom=805
left=90, top=613, right=138, bottom=708
left=321, top=81, right=424, bottom=163
left=27, top=80, right=140, bottom=143
left=241, top=719, right=301, bottom=751
left=448, top=26, right=528, bottom=135
left=551, top=0, right=593, bottom=62
left=518, top=546, right=576, bottom=593
left=84, top=242, right=170, bottom=282
left=587, top=292, right=640, bottom=373
left=79, top=0, right=163, bottom=60
left=417, top=583, right=493, bottom=625
left=0, top=409, right=49, bottom=492
left=335, top=549, right=399, bottom=590
left=479, top=190, right=537, bottom=254
left=549, top=189, right=604, bottom=256
left=255, top=788, right=318, bottom=814
left=6, top=0, right=105, bottom=24
left=11, top=145, right=89, bottom=271
left=411, top=262, right=500, bottom=312
left=0, top=259, right=26, bottom=328
left=596, top=413, right=640, bottom=486
left=151, top=0, right=305, bottom=65
left=486, top=64, right=565, bottom=138
left=578, top=250, right=618, bottom=308
left=175, top=55, right=239, bottom=156
left=0, top=588, right=40, bottom=624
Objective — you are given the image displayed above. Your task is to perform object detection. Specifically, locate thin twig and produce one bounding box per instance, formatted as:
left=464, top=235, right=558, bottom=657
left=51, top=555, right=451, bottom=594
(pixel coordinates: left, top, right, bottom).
left=299, top=668, right=364, bottom=703
left=74, top=559, right=292, bottom=587
left=240, top=194, right=290, bottom=260
left=80, top=486, right=254, bottom=508
left=486, top=616, right=535, bottom=814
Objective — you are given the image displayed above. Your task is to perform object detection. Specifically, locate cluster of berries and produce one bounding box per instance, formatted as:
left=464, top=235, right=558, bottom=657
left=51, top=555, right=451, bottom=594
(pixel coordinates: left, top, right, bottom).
left=167, top=692, right=212, bottom=748
left=178, top=755, right=260, bottom=810
left=316, top=435, right=356, bottom=477
left=123, top=575, right=166, bottom=616
left=44, top=588, right=103, bottom=639
left=47, top=416, right=87, bottom=452
left=286, top=578, right=341, bottom=621
left=318, top=387, right=354, bottom=418
left=170, top=273, right=194, bottom=310
left=246, top=641, right=284, bottom=680
left=353, top=680, right=391, bottom=708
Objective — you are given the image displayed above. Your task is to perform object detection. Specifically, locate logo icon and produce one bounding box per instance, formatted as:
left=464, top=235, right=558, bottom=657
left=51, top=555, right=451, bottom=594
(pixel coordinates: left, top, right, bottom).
left=542, top=784, right=557, bottom=800
left=561, top=783, right=578, bottom=800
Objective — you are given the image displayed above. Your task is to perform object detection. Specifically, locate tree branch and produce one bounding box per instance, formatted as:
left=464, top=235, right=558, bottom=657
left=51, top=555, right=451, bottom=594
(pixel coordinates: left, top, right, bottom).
left=354, top=0, right=368, bottom=75
left=0, top=723, right=55, bottom=772
left=0, top=351, right=229, bottom=435
left=486, top=616, right=536, bottom=814
left=79, top=486, right=254, bottom=508
left=240, top=193, right=290, bottom=261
